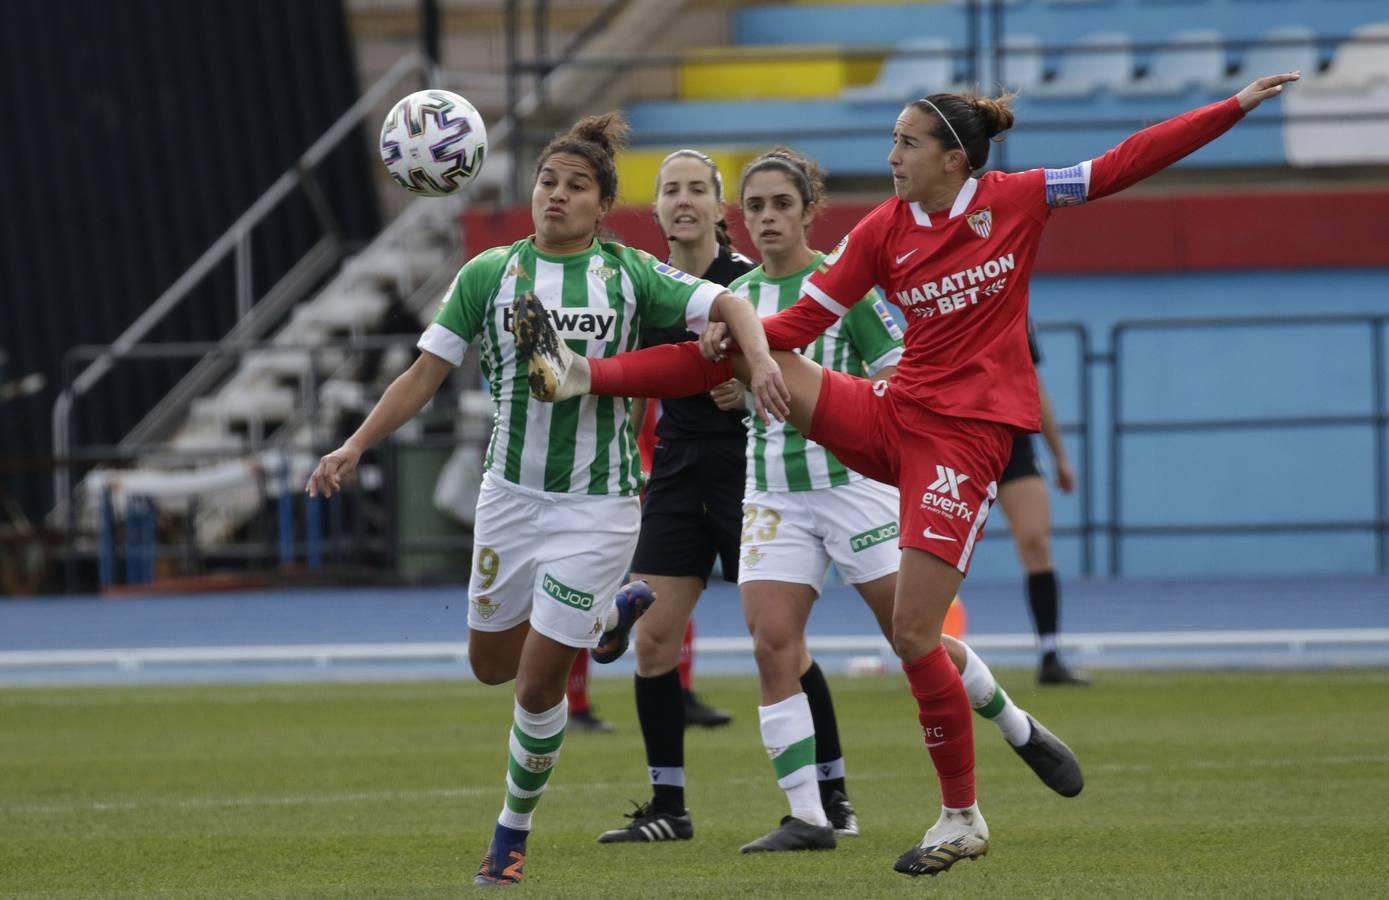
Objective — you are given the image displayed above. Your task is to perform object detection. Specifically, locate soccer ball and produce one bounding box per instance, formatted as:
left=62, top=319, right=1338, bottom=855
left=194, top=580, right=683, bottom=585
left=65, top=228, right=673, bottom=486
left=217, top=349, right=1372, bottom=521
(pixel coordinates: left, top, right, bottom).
left=379, top=89, right=487, bottom=197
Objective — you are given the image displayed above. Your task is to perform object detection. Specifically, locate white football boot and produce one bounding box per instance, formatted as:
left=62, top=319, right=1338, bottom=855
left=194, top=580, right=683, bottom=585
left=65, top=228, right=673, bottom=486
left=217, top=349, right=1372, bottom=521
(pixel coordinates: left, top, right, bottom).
left=510, top=289, right=589, bottom=402
left=892, top=804, right=990, bottom=876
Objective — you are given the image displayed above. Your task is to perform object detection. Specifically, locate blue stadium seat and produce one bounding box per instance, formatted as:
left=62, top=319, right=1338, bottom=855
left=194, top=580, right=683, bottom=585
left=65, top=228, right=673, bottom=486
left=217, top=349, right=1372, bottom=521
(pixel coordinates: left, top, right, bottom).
left=976, top=34, right=1046, bottom=93
left=734, top=4, right=965, bottom=48
left=1030, top=32, right=1135, bottom=97
left=841, top=37, right=958, bottom=103
left=1121, top=29, right=1226, bottom=95
left=1318, top=22, right=1389, bottom=87
left=1220, top=25, right=1319, bottom=92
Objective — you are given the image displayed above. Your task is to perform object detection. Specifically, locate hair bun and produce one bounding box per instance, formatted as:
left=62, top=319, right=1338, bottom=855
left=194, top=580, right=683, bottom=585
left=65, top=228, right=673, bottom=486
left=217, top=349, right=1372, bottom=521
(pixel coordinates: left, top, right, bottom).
left=971, top=95, right=1016, bottom=138
left=568, top=112, right=631, bottom=158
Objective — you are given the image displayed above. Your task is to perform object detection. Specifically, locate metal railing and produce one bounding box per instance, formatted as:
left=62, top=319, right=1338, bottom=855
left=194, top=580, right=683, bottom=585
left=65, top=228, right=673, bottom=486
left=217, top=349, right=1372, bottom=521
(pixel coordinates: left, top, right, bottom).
left=53, top=336, right=491, bottom=591
left=50, top=50, right=433, bottom=525
left=1108, top=313, right=1388, bottom=575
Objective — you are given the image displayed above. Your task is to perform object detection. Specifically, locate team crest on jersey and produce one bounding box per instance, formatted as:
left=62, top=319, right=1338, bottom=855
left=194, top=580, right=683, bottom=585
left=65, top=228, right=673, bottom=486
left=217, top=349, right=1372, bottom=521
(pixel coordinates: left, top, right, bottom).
left=473, top=595, right=499, bottom=620
left=506, top=261, right=531, bottom=282
left=966, top=208, right=993, bottom=239
left=590, top=262, right=618, bottom=283
left=742, top=546, right=765, bottom=569
left=653, top=262, right=699, bottom=285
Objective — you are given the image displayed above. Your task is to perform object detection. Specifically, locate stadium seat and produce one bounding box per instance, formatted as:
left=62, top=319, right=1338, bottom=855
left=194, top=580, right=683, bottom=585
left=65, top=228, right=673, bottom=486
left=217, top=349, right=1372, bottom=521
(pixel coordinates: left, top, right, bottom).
left=841, top=37, right=958, bottom=103
left=1221, top=26, right=1319, bottom=92
left=1317, top=22, right=1389, bottom=88
left=1031, top=32, right=1135, bottom=97
left=975, top=34, right=1045, bottom=93
left=1121, top=29, right=1225, bottom=95
left=735, top=4, right=966, bottom=48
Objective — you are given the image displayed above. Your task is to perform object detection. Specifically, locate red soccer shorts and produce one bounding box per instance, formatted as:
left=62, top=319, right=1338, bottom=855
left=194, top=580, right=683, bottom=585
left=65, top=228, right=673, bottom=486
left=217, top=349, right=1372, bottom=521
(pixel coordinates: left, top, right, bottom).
left=807, top=369, right=1015, bottom=575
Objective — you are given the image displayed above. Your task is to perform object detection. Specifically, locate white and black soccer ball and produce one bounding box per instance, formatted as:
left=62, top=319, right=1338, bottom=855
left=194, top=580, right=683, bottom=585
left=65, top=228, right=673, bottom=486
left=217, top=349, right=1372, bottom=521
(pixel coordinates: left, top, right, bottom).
left=379, top=89, right=487, bottom=197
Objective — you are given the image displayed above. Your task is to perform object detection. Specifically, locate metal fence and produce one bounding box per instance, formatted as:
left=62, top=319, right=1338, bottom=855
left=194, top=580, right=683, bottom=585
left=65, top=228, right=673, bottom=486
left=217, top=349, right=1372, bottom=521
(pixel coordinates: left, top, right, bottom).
left=1108, top=312, right=1388, bottom=575
left=49, top=336, right=490, bottom=593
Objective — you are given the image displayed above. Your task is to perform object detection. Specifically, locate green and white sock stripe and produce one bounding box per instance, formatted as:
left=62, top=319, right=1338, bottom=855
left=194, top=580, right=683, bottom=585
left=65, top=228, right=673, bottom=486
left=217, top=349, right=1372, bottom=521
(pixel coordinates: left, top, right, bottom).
left=506, top=725, right=565, bottom=808
left=770, top=735, right=817, bottom=786
left=957, top=641, right=1032, bottom=746
left=730, top=254, right=903, bottom=493
left=975, top=683, right=1010, bottom=719
left=499, top=699, right=568, bottom=830
left=759, top=692, right=818, bottom=787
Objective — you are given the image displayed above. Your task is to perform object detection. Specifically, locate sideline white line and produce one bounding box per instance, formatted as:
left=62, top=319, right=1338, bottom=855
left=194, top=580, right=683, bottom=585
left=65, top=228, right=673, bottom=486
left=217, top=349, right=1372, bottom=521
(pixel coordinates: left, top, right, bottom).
left=11, top=755, right=1386, bottom=817
left=4, top=629, right=1389, bottom=671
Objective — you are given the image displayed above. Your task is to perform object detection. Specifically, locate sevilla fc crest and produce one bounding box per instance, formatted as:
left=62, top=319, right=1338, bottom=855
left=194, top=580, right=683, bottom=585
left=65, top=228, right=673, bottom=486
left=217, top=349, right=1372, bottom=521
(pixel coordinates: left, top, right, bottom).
left=966, top=208, right=992, bottom=239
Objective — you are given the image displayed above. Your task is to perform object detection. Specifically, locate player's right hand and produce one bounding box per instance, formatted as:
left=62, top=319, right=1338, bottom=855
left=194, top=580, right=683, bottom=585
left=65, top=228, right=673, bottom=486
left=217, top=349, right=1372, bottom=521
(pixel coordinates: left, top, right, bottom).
left=746, top=353, right=790, bottom=424
left=1236, top=71, right=1299, bottom=112
left=306, top=445, right=363, bottom=498
left=1055, top=458, right=1077, bottom=494
left=699, top=322, right=731, bottom=361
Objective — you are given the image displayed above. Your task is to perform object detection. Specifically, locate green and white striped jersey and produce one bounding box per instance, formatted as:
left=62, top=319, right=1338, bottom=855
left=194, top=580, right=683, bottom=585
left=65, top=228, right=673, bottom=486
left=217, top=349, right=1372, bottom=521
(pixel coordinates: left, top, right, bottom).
left=419, top=238, right=724, bottom=497
left=731, top=252, right=904, bottom=493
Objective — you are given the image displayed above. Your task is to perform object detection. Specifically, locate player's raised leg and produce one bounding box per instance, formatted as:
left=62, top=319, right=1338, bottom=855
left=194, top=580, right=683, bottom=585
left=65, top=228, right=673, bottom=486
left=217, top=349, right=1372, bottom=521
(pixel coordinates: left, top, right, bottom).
left=942, top=635, right=1083, bottom=797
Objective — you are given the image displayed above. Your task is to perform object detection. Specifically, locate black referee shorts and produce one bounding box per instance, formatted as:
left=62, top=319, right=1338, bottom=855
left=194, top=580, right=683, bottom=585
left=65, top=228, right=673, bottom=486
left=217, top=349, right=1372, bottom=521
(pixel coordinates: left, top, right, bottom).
left=630, top=437, right=746, bottom=584
left=999, top=434, right=1042, bottom=485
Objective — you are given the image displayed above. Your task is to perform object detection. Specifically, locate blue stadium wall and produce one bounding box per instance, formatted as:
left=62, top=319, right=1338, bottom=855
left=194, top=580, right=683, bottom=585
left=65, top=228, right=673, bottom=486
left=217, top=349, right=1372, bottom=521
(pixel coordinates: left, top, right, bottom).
left=992, top=267, right=1389, bottom=582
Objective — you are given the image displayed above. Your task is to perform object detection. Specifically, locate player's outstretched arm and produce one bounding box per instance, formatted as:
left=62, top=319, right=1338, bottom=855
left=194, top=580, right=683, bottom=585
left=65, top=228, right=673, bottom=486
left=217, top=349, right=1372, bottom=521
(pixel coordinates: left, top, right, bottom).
left=1081, top=71, right=1300, bottom=203
left=305, top=352, right=452, bottom=498
left=710, top=291, right=790, bottom=422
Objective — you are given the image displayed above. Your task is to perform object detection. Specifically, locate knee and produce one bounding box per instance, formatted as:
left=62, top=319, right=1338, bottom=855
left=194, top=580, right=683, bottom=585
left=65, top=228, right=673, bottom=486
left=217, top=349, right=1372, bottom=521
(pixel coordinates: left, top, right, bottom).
left=514, top=680, right=561, bottom=713
left=752, top=629, right=799, bottom=678
left=1016, top=531, right=1052, bottom=571
left=634, top=622, right=680, bottom=670
left=891, top=617, right=940, bottom=663
left=469, top=650, right=518, bottom=686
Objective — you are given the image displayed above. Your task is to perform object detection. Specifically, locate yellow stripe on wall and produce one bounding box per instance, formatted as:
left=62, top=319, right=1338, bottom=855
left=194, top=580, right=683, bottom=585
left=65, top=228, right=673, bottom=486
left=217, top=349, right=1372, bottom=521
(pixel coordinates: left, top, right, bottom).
left=679, top=46, right=882, bottom=100
left=616, top=148, right=762, bottom=204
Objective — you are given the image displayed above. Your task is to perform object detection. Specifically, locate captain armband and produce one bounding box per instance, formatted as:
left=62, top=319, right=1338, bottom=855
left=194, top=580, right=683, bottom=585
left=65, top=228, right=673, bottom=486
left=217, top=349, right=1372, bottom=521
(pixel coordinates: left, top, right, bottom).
left=1044, top=162, right=1091, bottom=208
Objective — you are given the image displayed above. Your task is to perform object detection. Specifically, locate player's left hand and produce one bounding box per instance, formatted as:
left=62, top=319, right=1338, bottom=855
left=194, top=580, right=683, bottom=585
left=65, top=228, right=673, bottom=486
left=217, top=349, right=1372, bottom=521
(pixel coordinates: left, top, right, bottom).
left=1236, top=71, right=1300, bottom=112
left=700, top=322, right=731, bottom=362
left=709, top=379, right=745, bottom=412
left=1055, top=459, right=1077, bottom=494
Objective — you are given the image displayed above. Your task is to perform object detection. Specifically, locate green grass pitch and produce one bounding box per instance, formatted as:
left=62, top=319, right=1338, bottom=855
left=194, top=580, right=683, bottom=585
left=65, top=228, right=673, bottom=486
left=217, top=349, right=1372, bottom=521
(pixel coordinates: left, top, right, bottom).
left=3, top=670, right=1388, bottom=898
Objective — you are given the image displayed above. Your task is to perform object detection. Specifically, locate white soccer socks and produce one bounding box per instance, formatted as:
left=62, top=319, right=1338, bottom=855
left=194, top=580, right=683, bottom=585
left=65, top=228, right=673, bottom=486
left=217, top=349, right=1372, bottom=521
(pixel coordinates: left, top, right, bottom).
left=958, top=641, right=1032, bottom=747
left=498, top=697, right=567, bottom=831
left=759, top=693, right=829, bottom=827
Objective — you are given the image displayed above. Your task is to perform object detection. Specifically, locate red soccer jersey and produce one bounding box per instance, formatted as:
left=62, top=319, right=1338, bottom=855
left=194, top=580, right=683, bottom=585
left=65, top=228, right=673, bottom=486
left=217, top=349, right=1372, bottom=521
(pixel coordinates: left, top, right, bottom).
left=807, top=173, right=1049, bottom=432
left=764, top=96, right=1246, bottom=434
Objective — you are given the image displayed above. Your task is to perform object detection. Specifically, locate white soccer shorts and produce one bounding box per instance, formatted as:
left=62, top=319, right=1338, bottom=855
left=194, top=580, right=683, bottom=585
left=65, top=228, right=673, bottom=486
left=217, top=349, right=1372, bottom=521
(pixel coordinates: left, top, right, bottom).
left=737, top=478, right=901, bottom=593
left=467, top=472, right=640, bottom=648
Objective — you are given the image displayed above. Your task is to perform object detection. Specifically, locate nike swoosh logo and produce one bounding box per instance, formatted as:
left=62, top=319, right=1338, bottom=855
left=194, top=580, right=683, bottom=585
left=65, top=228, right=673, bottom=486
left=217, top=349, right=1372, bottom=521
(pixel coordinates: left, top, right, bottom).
left=895, top=249, right=919, bottom=265
left=925, top=740, right=947, bottom=748
left=922, top=527, right=957, bottom=543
